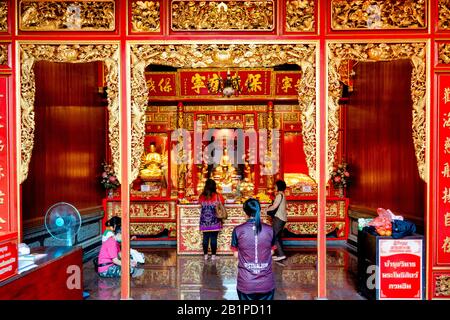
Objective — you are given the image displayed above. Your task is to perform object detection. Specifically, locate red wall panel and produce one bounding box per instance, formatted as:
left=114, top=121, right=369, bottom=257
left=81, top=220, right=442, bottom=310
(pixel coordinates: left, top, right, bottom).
left=21, top=61, right=107, bottom=227
left=346, top=60, right=425, bottom=226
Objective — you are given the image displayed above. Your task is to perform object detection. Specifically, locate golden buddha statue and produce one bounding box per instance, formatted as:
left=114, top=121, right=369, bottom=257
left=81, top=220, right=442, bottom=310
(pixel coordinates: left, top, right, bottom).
left=212, top=147, right=238, bottom=194
left=140, top=143, right=163, bottom=180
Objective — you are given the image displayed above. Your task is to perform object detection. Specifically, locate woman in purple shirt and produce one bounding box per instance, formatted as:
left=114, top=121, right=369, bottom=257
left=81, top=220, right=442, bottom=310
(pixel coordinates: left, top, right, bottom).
left=231, top=198, right=276, bottom=300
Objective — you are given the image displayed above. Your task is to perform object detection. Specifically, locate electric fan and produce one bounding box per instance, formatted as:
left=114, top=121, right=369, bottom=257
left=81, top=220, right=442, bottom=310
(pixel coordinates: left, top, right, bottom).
left=44, top=202, right=82, bottom=246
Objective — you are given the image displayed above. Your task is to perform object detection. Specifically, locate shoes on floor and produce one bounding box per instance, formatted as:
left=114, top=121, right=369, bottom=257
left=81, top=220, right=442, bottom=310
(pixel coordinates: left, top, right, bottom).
left=211, top=255, right=217, bottom=261
left=204, top=254, right=209, bottom=260
left=273, top=255, right=287, bottom=261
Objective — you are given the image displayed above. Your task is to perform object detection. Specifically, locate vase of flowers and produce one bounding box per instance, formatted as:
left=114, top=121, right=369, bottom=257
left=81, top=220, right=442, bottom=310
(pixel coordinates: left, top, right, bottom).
left=330, top=162, right=350, bottom=197
left=100, top=162, right=120, bottom=198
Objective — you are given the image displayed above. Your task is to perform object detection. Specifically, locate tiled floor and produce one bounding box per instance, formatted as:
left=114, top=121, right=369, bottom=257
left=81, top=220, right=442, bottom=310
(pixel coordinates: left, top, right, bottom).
left=83, top=247, right=365, bottom=300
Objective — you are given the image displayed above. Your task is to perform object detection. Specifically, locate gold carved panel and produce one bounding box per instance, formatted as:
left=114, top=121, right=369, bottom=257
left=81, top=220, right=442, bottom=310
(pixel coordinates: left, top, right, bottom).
left=107, top=201, right=176, bottom=219
left=19, top=0, right=115, bottom=31
left=171, top=0, right=275, bottom=31
left=131, top=0, right=161, bottom=32
left=288, top=251, right=345, bottom=266
left=328, top=42, right=426, bottom=182
left=285, top=0, right=315, bottom=32
left=283, top=112, right=299, bottom=122
left=286, top=222, right=345, bottom=237
left=331, top=0, right=427, bottom=30
left=287, top=200, right=345, bottom=219
left=177, top=204, right=248, bottom=254
left=131, top=43, right=317, bottom=182
left=0, top=1, right=7, bottom=32
left=439, top=0, right=450, bottom=30
left=0, top=44, right=7, bottom=65
left=436, top=275, right=450, bottom=297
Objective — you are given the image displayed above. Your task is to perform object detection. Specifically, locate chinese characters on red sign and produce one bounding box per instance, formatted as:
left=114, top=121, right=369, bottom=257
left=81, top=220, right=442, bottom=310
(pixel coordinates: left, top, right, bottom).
left=438, top=75, right=450, bottom=265
left=144, top=69, right=301, bottom=99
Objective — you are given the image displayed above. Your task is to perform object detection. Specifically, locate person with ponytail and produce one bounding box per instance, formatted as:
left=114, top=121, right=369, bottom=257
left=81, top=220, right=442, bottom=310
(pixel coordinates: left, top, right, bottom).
left=231, top=198, right=276, bottom=300
left=199, top=179, right=225, bottom=261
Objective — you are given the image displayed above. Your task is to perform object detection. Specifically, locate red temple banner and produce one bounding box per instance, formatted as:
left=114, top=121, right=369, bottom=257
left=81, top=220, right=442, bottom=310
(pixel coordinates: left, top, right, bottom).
left=179, top=69, right=272, bottom=98
left=145, top=72, right=177, bottom=98
left=437, top=74, right=450, bottom=265
left=0, top=78, right=8, bottom=233
left=274, top=72, right=301, bottom=97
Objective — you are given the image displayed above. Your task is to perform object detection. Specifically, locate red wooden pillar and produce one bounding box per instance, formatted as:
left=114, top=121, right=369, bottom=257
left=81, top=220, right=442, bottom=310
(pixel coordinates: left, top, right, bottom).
left=317, top=0, right=327, bottom=299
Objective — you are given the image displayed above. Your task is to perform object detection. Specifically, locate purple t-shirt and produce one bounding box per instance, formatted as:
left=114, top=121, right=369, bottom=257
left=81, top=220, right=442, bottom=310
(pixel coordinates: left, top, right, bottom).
left=231, top=220, right=276, bottom=294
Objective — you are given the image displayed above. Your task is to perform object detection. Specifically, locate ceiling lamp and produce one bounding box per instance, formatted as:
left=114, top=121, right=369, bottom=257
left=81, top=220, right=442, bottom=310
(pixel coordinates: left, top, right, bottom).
left=207, top=70, right=250, bottom=97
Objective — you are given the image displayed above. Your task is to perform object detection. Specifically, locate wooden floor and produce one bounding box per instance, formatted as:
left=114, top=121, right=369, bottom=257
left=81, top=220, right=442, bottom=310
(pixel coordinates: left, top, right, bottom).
left=83, top=247, right=365, bottom=300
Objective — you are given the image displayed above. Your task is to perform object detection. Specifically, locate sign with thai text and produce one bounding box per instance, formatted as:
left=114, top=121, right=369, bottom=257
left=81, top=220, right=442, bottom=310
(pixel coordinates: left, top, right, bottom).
left=377, top=238, right=424, bottom=300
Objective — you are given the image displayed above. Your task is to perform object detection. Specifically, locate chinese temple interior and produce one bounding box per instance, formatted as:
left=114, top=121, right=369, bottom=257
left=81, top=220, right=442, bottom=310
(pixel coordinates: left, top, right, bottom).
left=0, top=0, right=448, bottom=301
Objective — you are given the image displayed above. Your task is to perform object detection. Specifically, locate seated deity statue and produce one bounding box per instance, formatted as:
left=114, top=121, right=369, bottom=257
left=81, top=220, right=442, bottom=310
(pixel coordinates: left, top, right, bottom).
left=140, top=143, right=163, bottom=179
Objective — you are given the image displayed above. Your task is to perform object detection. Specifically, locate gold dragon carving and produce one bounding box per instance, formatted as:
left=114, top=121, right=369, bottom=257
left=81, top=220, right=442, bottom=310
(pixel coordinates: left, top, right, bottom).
left=131, top=1, right=160, bottom=32
left=19, top=0, right=115, bottom=31
left=331, top=0, right=427, bottom=30
left=0, top=1, right=7, bottom=32
left=0, top=44, right=7, bottom=65
left=131, top=223, right=176, bottom=236
left=439, top=0, right=450, bottom=30
left=285, top=0, right=315, bottom=32
left=19, top=44, right=120, bottom=184
left=286, top=222, right=339, bottom=235
left=328, top=42, right=427, bottom=181
left=171, top=0, right=274, bottom=31
left=435, top=275, right=450, bottom=296
left=130, top=43, right=317, bottom=183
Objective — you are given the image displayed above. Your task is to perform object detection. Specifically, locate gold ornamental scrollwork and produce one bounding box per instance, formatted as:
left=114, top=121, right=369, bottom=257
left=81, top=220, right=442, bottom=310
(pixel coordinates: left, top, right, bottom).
left=0, top=1, right=7, bottom=32
left=328, top=42, right=427, bottom=181
left=19, top=0, right=115, bottom=31
left=439, top=0, right=450, bottom=30
left=131, top=1, right=160, bottom=32
left=130, top=43, right=317, bottom=183
left=285, top=0, right=315, bottom=32
left=171, top=1, right=274, bottom=31
left=438, top=43, right=450, bottom=65
left=435, top=275, right=450, bottom=296
left=19, top=44, right=120, bottom=184
left=331, top=0, right=426, bottom=30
